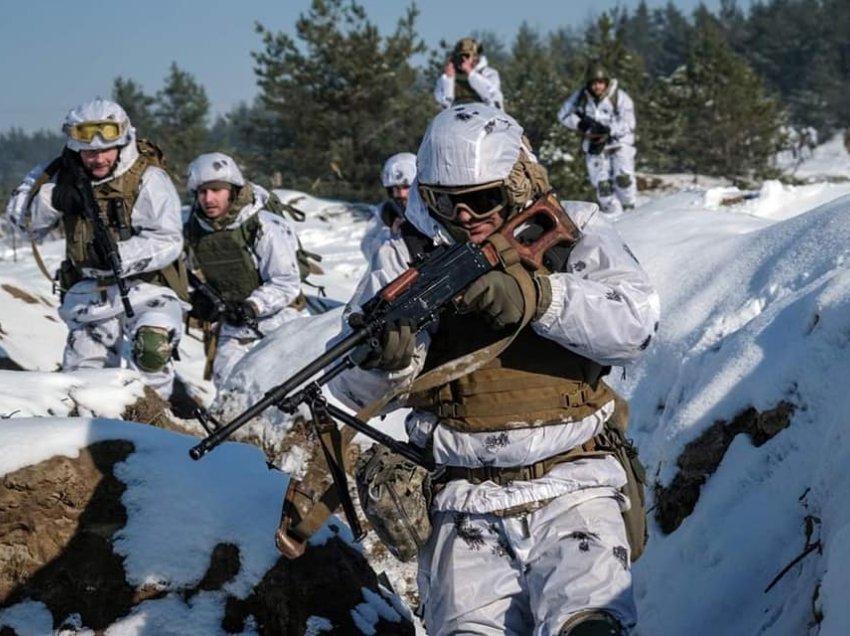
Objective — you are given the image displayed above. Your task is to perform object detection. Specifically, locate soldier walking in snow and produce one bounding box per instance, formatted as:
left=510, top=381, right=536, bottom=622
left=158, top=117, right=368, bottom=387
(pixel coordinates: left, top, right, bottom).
left=184, top=152, right=308, bottom=387
left=558, top=61, right=638, bottom=214
left=330, top=105, right=660, bottom=634
left=434, top=37, right=504, bottom=111
left=7, top=98, right=188, bottom=399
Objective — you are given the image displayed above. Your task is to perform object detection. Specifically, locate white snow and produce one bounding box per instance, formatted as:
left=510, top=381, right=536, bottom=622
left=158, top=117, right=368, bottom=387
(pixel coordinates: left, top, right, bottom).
left=2, top=136, right=850, bottom=634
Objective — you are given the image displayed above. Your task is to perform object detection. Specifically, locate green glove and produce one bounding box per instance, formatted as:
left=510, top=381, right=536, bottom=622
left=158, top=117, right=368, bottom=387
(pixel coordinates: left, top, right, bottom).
left=357, top=319, right=416, bottom=371
left=459, top=271, right=526, bottom=330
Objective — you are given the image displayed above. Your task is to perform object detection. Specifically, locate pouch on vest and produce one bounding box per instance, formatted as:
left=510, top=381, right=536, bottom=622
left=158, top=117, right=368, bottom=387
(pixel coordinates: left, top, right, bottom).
left=355, top=443, right=433, bottom=562
left=597, top=418, right=647, bottom=562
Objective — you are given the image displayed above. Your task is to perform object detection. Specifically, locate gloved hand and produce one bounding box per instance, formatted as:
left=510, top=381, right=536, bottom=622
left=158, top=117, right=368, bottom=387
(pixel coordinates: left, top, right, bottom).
left=189, top=289, right=225, bottom=323
left=85, top=239, right=113, bottom=271
left=51, top=151, right=84, bottom=215
left=225, top=300, right=258, bottom=326
left=458, top=271, right=526, bottom=330
left=356, top=319, right=416, bottom=371
left=577, top=116, right=592, bottom=133
left=589, top=121, right=611, bottom=137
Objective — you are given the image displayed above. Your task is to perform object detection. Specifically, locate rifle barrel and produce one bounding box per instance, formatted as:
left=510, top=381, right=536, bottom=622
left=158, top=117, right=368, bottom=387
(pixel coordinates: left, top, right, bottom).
left=189, top=328, right=370, bottom=459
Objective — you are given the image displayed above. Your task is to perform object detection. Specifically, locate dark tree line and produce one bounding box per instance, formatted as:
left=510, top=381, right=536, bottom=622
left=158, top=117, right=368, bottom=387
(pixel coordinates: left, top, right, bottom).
left=2, top=0, right=848, bottom=210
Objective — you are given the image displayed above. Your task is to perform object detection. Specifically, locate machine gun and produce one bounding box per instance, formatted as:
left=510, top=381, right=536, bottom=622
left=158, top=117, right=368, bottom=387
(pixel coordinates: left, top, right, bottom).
left=67, top=155, right=134, bottom=317
left=187, top=191, right=582, bottom=547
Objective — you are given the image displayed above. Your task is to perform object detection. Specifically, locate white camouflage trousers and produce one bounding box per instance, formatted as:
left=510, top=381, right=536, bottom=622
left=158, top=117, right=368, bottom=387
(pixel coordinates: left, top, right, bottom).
left=417, top=492, right=635, bottom=635
left=60, top=280, right=185, bottom=400
left=585, top=145, right=637, bottom=214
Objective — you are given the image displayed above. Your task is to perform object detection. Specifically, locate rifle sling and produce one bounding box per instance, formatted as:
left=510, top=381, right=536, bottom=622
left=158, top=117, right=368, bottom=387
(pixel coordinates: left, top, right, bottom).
left=277, top=236, right=539, bottom=552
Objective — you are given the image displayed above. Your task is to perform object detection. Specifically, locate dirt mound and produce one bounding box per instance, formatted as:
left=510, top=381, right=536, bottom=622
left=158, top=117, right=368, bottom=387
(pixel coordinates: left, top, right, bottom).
left=654, top=401, right=795, bottom=534
left=0, top=440, right=414, bottom=634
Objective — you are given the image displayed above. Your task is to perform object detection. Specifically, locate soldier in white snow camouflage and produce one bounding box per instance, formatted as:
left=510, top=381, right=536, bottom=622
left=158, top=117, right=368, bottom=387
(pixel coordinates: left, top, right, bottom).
left=7, top=98, right=188, bottom=399
left=558, top=61, right=638, bottom=215
left=184, top=152, right=307, bottom=388
left=332, top=104, right=660, bottom=635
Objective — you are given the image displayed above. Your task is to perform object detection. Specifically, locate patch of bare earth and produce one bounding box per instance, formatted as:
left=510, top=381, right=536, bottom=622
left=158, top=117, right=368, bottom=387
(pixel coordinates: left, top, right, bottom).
left=0, top=440, right=415, bottom=634
left=654, top=401, right=795, bottom=534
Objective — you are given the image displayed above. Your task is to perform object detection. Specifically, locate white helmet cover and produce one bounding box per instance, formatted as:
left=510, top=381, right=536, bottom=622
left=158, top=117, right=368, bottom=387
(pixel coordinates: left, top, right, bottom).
left=416, top=103, right=523, bottom=187
left=63, top=98, right=134, bottom=152
left=186, top=152, right=246, bottom=191
left=381, top=152, right=417, bottom=188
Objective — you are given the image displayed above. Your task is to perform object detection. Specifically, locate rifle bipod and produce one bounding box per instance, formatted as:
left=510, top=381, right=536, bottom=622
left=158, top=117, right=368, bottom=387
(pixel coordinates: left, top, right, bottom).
left=302, top=385, right=364, bottom=542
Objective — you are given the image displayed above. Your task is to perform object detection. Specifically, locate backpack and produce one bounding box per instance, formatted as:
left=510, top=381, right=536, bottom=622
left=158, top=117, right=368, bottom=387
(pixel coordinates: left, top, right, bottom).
left=262, top=192, right=326, bottom=295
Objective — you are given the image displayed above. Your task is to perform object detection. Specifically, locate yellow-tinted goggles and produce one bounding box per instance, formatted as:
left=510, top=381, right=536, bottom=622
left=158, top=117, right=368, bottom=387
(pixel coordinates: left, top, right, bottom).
left=65, top=120, right=124, bottom=143
left=419, top=181, right=508, bottom=221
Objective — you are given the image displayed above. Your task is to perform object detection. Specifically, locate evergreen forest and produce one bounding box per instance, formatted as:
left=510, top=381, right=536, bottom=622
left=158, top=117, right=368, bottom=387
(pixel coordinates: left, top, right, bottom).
left=1, top=0, right=847, bottom=208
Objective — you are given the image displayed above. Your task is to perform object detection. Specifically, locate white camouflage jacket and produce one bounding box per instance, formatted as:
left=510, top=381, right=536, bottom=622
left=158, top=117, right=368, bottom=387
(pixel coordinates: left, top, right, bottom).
left=331, top=187, right=660, bottom=514
left=6, top=142, right=188, bottom=324
left=187, top=183, right=306, bottom=340
left=558, top=79, right=636, bottom=153
left=433, top=54, right=504, bottom=110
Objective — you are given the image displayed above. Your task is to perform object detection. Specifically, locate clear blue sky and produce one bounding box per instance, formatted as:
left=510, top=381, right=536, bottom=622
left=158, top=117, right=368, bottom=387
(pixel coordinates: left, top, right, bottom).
left=1, top=0, right=744, bottom=133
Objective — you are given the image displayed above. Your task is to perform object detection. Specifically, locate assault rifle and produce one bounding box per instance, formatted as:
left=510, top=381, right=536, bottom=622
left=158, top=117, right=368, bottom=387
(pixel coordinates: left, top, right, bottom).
left=67, top=155, right=134, bottom=317
left=578, top=113, right=611, bottom=138
left=189, top=191, right=580, bottom=460
left=186, top=269, right=263, bottom=337
left=577, top=113, right=612, bottom=156
left=187, top=192, right=581, bottom=543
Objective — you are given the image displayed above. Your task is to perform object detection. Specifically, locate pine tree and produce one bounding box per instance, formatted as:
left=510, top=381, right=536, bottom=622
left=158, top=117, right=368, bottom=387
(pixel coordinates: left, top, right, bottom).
left=500, top=24, right=570, bottom=151
left=112, top=78, right=157, bottom=139
left=154, top=63, right=210, bottom=183
left=680, top=12, right=785, bottom=183
left=251, top=0, right=432, bottom=200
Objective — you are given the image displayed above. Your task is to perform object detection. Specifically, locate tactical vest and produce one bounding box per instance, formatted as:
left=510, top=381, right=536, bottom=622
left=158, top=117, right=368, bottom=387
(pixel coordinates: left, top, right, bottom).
left=577, top=87, right=619, bottom=117
left=185, top=190, right=312, bottom=311
left=406, top=312, right=612, bottom=432
left=453, top=73, right=481, bottom=105
left=184, top=207, right=264, bottom=304
left=37, top=140, right=188, bottom=300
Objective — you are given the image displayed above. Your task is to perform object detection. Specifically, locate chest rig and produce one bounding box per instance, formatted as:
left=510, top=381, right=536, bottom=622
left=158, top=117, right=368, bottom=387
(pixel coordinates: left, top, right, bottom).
left=184, top=208, right=263, bottom=304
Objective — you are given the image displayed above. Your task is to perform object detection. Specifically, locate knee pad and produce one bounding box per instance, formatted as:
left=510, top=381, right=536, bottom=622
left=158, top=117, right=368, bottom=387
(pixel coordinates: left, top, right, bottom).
left=597, top=180, right=614, bottom=197
left=615, top=173, right=633, bottom=188
left=133, top=326, right=173, bottom=373
left=559, top=610, right=623, bottom=636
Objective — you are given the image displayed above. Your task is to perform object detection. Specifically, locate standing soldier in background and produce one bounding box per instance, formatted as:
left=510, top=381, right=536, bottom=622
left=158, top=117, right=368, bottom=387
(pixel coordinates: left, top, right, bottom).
left=434, top=37, right=504, bottom=110
left=6, top=98, right=188, bottom=399
left=184, top=152, right=307, bottom=388
left=558, top=61, right=638, bottom=214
